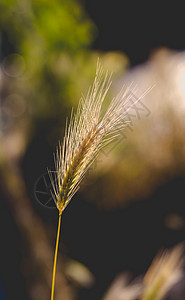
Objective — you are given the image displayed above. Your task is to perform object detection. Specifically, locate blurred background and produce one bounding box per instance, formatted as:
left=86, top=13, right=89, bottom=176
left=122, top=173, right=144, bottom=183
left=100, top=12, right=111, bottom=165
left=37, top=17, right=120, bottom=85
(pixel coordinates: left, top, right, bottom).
left=0, top=1, right=185, bottom=300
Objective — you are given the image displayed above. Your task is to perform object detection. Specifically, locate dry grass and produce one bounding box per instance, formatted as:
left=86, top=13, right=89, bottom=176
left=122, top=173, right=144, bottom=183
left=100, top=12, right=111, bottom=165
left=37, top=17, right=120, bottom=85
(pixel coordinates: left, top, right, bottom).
left=141, top=244, right=184, bottom=300
left=48, top=60, right=151, bottom=300
left=49, top=61, right=150, bottom=215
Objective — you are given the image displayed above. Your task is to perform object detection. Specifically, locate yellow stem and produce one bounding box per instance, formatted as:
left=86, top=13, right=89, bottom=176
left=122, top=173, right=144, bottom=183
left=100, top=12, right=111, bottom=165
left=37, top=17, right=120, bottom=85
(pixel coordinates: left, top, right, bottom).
left=51, top=213, right=62, bottom=300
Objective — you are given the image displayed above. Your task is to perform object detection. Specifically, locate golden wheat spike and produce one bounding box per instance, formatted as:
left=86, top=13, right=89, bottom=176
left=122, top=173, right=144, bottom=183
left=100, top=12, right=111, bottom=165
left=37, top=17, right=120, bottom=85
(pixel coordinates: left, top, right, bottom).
left=49, top=61, right=151, bottom=215
left=49, top=60, right=152, bottom=300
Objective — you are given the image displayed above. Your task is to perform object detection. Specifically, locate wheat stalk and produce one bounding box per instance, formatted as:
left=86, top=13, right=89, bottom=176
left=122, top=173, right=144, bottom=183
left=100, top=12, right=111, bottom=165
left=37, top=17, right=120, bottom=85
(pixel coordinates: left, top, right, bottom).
left=49, top=60, right=151, bottom=300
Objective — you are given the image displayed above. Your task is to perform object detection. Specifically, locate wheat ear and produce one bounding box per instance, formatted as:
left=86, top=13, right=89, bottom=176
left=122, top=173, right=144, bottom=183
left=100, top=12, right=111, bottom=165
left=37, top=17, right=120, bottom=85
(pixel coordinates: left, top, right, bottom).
left=49, top=60, right=151, bottom=299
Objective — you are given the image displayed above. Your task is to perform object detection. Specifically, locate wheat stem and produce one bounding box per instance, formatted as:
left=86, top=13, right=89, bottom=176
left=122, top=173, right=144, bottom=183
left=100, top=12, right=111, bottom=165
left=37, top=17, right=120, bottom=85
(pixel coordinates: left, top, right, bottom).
left=51, top=213, right=62, bottom=300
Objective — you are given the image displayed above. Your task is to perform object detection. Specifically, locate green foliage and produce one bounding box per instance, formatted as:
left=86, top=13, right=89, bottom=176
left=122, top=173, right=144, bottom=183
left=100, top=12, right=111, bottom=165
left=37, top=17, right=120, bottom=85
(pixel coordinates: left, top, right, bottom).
left=0, top=0, right=95, bottom=54
left=0, top=0, right=96, bottom=122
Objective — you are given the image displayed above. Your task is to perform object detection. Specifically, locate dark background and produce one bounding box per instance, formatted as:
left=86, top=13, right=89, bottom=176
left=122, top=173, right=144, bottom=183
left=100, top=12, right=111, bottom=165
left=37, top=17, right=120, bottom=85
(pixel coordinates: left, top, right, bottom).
left=85, top=1, right=185, bottom=65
